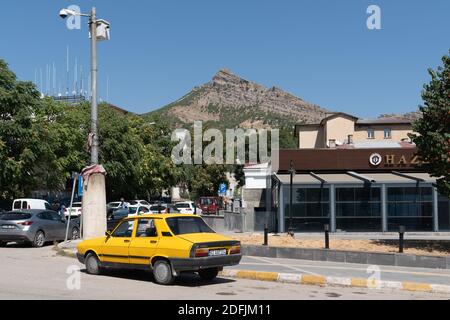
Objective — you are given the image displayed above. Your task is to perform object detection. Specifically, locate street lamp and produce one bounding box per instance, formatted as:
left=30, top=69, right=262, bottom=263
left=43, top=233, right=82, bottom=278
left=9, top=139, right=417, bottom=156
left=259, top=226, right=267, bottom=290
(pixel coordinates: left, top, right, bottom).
left=59, top=7, right=110, bottom=165
left=288, top=160, right=295, bottom=237
left=60, top=7, right=110, bottom=240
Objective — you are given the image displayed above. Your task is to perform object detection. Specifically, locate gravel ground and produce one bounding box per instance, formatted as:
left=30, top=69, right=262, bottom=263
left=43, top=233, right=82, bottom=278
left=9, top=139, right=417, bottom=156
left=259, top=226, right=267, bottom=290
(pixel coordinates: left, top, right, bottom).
left=231, top=234, right=450, bottom=257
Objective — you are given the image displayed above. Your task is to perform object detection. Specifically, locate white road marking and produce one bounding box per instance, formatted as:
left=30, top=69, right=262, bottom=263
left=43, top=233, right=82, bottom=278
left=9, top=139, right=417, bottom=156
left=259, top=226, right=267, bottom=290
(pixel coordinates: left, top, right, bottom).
left=245, top=256, right=319, bottom=275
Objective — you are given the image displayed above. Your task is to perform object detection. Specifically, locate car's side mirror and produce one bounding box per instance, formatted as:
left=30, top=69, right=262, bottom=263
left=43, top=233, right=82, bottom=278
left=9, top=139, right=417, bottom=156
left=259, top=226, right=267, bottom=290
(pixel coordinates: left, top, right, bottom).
left=105, top=231, right=112, bottom=238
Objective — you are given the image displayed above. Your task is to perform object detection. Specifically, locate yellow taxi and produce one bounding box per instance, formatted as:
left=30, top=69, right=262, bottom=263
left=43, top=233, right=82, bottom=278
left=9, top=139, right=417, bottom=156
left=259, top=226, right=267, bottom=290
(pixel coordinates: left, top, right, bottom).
left=76, top=214, right=242, bottom=285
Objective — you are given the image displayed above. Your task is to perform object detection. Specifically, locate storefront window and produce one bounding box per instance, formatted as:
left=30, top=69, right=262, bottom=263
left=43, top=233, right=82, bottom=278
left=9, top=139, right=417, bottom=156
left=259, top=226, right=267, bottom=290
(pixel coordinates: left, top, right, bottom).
left=336, top=187, right=382, bottom=231
left=284, top=187, right=330, bottom=232
left=387, top=187, right=433, bottom=231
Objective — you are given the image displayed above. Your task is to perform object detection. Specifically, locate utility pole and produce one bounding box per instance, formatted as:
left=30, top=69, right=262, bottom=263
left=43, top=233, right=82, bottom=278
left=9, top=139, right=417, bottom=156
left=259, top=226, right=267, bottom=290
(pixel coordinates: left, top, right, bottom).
left=59, top=6, right=110, bottom=239
left=90, top=7, right=99, bottom=165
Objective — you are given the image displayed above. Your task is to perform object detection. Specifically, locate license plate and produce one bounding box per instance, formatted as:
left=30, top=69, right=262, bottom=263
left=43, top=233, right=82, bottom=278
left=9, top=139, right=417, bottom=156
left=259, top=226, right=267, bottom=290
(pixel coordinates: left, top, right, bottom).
left=1, top=225, right=15, bottom=229
left=209, top=249, right=227, bottom=256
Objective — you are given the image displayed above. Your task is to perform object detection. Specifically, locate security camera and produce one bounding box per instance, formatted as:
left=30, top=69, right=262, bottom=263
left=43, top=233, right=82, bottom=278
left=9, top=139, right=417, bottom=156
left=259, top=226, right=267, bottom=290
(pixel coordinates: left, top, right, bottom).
left=59, top=9, right=77, bottom=19
left=59, top=9, right=69, bottom=19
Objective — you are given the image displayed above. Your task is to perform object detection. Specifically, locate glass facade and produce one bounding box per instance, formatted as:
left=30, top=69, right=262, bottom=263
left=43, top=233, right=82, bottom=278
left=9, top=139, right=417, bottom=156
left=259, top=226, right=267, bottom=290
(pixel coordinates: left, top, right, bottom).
left=284, top=187, right=330, bottom=232
left=278, top=183, right=448, bottom=233
left=336, top=187, right=382, bottom=231
left=387, top=187, right=433, bottom=231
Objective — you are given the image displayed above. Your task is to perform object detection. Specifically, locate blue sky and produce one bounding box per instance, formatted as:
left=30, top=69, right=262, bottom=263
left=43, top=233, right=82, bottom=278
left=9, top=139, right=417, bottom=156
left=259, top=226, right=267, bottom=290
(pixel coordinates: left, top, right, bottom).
left=0, top=0, right=449, bottom=117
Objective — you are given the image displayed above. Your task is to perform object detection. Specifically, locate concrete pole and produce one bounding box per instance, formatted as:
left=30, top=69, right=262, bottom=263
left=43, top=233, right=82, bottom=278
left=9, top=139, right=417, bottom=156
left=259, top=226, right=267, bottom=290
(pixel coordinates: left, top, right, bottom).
left=81, top=7, right=107, bottom=239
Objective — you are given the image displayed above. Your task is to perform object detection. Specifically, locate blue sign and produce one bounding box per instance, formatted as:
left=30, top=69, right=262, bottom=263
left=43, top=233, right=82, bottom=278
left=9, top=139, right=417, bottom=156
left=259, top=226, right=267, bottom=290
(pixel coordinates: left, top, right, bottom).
left=219, top=183, right=227, bottom=195
left=78, top=175, right=84, bottom=197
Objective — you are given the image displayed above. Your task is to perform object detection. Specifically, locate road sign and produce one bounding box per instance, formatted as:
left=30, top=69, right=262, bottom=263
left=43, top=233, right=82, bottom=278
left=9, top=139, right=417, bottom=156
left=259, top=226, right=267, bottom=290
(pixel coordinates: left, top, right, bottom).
left=219, top=183, right=227, bottom=196
left=78, top=175, right=84, bottom=197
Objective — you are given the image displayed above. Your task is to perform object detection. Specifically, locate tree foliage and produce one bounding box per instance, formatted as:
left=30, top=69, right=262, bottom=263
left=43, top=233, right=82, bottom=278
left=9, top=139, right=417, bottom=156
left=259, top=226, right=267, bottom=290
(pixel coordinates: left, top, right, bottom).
left=0, top=60, right=45, bottom=199
left=0, top=60, right=183, bottom=201
left=411, top=52, right=450, bottom=197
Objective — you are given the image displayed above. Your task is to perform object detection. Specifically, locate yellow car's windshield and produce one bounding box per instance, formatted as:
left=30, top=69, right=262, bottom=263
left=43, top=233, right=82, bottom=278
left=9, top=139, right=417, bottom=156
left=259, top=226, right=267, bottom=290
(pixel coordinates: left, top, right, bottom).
left=166, top=217, right=215, bottom=235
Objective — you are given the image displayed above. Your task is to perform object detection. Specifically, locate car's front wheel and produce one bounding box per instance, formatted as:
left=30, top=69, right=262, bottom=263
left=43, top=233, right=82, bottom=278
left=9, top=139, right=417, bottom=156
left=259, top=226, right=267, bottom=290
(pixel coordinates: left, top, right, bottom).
left=85, top=253, right=102, bottom=275
left=153, top=260, right=175, bottom=285
left=198, top=268, right=219, bottom=281
left=32, top=231, right=45, bottom=248
left=0, top=241, right=7, bottom=247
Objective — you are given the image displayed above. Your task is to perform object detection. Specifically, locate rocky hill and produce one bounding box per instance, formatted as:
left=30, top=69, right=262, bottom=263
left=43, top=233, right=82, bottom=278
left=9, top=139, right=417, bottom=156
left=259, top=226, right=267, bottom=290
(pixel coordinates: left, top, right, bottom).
left=145, top=69, right=330, bottom=129
left=379, top=111, right=422, bottom=121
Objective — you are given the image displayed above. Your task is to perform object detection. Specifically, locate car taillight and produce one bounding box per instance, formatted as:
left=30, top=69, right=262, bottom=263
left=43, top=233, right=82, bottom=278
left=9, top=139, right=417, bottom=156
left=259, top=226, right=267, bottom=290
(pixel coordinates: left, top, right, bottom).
left=18, top=221, right=33, bottom=226
left=195, top=248, right=209, bottom=258
left=230, top=246, right=241, bottom=255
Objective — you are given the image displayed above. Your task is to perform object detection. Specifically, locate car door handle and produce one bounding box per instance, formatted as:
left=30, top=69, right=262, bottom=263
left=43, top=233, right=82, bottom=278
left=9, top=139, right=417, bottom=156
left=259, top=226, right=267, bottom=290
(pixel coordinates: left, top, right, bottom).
left=150, top=241, right=157, bottom=244
left=124, top=240, right=130, bottom=243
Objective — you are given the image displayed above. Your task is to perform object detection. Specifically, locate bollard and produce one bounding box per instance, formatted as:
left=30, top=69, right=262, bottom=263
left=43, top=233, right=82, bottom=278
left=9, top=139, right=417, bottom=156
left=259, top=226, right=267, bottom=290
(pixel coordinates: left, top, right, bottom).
left=263, top=224, right=269, bottom=246
left=399, top=225, right=405, bottom=253
left=324, top=224, right=330, bottom=249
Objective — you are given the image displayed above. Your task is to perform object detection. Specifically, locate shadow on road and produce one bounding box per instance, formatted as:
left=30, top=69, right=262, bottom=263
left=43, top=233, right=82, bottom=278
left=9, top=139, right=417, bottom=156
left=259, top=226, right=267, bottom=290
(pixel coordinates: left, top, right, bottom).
left=80, top=268, right=236, bottom=287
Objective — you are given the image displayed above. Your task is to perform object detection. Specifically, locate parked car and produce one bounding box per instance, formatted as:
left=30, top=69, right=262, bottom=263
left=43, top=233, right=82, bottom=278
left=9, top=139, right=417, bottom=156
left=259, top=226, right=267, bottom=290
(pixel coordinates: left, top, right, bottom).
left=107, top=202, right=122, bottom=210
left=0, top=210, right=80, bottom=247
left=164, top=205, right=181, bottom=214
left=198, top=197, right=223, bottom=215
left=76, top=214, right=242, bottom=285
left=127, top=205, right=150, bottom=217
left=174, top=201, right=202, bottom=215
left=129, top=200, right=150, bottom=207
left=12, top=199, right=52, bottom=211
left=149, top=204, right=168, bottom=214
left=64, top=202, right=82, bottom=217
left=107, top=208, right=129, bottom=231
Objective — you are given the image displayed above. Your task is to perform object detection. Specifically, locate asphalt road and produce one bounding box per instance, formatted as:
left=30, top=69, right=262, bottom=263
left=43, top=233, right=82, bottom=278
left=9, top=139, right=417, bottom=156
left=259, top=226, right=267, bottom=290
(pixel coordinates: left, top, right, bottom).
left=235, top=256, right=450, bottom=285
left=0, top=244, right=449, bottom=300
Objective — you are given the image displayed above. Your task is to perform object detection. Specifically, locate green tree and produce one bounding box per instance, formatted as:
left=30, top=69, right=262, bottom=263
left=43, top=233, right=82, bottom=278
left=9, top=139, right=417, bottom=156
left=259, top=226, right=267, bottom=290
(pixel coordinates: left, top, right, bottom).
left=411, top=52, right=450, bottom=197
left=0, top=60, right=44, bottom=199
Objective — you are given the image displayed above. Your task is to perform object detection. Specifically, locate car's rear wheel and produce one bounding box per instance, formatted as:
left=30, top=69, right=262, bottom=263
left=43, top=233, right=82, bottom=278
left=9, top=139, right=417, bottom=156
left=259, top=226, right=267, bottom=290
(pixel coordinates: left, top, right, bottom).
left=85, top=253, right=102, bottom=275
left=153, top=260, right=175, bottom=285
left=198, top=268, right=219, bottom=281
left=32, top=231, right=45, bottom=248
left=0, top=241, right=7, bottom=247
left=71, top=227, right=80, bottom=240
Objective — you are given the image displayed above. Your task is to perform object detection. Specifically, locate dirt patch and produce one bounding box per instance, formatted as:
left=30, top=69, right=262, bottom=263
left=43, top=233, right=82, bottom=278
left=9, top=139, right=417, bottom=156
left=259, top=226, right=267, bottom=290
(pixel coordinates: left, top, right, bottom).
left=232, top=234, right=450, bottom=257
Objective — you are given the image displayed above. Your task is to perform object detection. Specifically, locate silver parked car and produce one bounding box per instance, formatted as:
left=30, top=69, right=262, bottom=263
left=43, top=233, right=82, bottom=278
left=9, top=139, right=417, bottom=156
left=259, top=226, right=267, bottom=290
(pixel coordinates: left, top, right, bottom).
left=0, top=210, right=80, bottom=248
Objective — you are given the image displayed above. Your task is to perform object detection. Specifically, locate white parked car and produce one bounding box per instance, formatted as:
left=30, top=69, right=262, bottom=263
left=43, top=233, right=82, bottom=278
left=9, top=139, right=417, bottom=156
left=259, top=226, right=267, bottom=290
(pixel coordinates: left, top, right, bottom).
left=149, top=204, right=168, bottom=214
left=174, top=201, right=202, bottom=214
left=127, top=205, right=150, bottom=217
left=129, top=200, right=150, bottom=207
left=12, top=199, right=51, bottom=211
left=64, top=202, right=82, bottom=217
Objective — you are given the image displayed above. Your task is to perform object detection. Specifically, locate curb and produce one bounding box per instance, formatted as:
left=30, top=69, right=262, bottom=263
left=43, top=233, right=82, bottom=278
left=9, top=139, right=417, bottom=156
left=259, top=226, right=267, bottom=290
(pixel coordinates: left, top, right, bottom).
left=219, top=269, right=450, bottom=295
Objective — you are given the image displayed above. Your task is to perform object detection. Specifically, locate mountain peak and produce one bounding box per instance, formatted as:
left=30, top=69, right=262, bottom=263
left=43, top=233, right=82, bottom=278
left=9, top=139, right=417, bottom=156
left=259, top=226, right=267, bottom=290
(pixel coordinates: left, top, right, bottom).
left=148, top=70, right=330, bottom=128
left=212, top=68, right=243, bottom=86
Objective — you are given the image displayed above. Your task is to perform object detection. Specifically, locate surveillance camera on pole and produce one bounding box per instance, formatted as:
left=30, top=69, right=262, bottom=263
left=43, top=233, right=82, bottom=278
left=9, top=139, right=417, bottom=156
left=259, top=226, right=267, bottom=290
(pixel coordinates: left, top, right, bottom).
left=59, top=6, right=110, bottom=240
